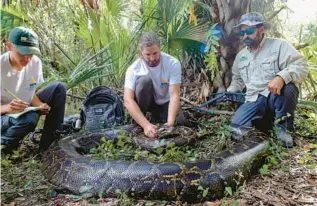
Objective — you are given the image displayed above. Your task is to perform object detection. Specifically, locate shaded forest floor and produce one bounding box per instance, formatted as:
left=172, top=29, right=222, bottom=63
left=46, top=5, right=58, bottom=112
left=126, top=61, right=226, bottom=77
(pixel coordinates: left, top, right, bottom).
left=1, top=105, right=317, bottom=206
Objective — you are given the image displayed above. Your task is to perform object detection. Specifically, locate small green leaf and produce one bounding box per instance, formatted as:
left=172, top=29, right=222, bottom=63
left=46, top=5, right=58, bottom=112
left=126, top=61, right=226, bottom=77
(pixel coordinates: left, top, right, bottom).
left=230, top=201, right=239, bottom=206
left=117, top=139, right=124, bottom=147
left=306, top=164, right=316, bottom=169
left=90, top=148, right=97, bottom=153
left=202, top=189, right=208, bottom=197
left=98, top=190, right=104, bottom=198
left=299, top=159, right=305, bottom=164
left=259, top=164, right=270, bottom=175
left=81, top=192, right=93, bottom=199
left=155, top=147, right=164, bottom=154
left=134, top=153, right=139, bottom=160
left=281, top=165, right=289, bottom=171
left=225, top=187, right=233, bottom=196
left=79, top=185, right=93, bottom=194
left=160, top=200, right=168, bottom=204
left=311, top=144, right=317, bottom=149
left=269, top=156, right=279, bottom=165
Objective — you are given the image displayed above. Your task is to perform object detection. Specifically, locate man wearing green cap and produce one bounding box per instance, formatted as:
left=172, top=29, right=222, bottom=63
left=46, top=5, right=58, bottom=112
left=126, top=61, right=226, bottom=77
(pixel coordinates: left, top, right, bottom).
left=1, top=27, right=67, bottom=154
left=227, top=12, right=308, bottom=147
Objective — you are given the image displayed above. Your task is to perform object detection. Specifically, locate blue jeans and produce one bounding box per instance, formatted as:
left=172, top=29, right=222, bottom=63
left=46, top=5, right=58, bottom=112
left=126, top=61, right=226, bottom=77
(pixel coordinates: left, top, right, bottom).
left=231, top=83, right=299, bottom=132
left=1, top=82, right=66, bottom=153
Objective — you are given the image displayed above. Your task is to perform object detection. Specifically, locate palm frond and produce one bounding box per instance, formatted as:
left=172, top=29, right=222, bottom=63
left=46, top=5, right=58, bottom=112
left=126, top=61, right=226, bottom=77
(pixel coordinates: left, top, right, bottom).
left=68, top=45, right=114, bottom=89
left=103, top=0, right=129, bottom=21
left=139, top=0, right=158, bottom=30
left=1, top=7, right=29, bottom=38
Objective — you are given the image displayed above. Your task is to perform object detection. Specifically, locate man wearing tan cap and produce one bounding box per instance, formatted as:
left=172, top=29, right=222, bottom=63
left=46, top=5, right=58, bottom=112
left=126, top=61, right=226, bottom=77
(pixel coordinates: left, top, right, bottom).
left=1, top=27, right=66, bottom=154
left=227, top=12, right=308, bottom=147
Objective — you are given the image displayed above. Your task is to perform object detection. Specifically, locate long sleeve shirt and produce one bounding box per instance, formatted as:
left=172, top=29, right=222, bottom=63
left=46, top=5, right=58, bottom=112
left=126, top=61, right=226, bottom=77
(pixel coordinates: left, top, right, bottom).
left=227, top=37, right=308, bottom=102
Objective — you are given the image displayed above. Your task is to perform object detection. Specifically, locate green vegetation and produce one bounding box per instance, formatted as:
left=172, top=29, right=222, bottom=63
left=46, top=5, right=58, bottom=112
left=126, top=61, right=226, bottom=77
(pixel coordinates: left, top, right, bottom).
left=89, top=132, right=198, bottom=163
left=1, top=0, right=317, bottom=205
left=1, top=0, right=214, bottom=95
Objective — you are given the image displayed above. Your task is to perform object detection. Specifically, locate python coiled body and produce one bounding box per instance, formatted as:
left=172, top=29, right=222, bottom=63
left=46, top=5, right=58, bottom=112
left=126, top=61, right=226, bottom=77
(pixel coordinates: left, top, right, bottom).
left=42, top=127, right=269, bottom=201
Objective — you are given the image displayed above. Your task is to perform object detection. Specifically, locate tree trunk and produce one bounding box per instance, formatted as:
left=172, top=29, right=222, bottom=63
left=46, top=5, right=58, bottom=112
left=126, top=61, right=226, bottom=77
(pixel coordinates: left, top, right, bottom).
left=204, top=0, right=251, bottom=92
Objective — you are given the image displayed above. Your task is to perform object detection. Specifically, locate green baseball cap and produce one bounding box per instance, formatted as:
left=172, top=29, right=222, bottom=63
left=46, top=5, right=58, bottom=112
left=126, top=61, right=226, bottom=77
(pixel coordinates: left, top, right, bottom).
left=8, top=27, right=41, bottom=56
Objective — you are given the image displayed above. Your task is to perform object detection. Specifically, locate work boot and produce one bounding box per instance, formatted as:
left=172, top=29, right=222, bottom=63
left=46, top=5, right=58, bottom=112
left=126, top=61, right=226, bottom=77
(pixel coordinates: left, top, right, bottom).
left=274, top=124, right=293, bottom=148
left=230, top=123, right=254, bottom=140
left=0, top=136, right=22, bottom=155
left=29, top=129, right=43, bottom=144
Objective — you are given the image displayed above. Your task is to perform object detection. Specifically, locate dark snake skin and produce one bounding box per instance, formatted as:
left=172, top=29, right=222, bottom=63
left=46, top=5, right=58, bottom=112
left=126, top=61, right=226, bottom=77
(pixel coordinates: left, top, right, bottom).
left=42, top=126, right=269, bottom=201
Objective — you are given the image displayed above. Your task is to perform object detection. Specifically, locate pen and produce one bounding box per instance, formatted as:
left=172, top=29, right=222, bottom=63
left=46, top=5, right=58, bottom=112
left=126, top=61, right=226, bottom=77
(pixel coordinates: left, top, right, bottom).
left=4, top=88, right=21, bottom=100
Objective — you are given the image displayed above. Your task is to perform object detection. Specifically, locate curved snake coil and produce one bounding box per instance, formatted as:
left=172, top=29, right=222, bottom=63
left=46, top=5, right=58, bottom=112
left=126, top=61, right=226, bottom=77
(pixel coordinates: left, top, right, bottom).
left=42, top=126, right=269, bottom=202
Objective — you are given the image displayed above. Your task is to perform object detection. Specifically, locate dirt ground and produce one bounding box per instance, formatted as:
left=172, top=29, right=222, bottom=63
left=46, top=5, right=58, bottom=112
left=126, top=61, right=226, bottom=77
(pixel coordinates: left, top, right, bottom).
left=1, top=133, right=316, bottom=206
left=1, top=107, right=316, bottom=206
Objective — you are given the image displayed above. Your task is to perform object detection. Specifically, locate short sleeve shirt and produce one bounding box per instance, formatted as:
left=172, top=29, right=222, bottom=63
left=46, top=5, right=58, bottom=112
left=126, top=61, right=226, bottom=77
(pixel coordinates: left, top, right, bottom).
left=1, top=52, right=44, bottom=104
left=124, top=52, right=181, bottom=105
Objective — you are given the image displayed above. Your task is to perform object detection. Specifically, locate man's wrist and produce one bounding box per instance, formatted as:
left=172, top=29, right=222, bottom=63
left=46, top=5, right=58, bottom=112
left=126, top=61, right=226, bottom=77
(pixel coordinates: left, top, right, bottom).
left=140, top=120, right=152, bottom=129
left=31, top=102, right=43, bottom=107
left=276, top=75, right=285, bottom=83
left=166, top=121, right=174, bottom=127
left=0, top=105, right=8, bottom=114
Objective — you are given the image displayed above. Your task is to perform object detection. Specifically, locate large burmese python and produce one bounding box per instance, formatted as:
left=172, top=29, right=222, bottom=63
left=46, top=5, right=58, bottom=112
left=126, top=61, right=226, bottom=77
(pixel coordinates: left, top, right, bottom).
left=42, top=125, right=269, bottom=201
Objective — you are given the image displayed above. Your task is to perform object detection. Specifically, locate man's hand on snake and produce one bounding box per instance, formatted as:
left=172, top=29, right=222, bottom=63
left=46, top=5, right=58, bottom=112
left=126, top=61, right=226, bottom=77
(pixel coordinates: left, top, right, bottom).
left=144, top=123, right=158, bottom=138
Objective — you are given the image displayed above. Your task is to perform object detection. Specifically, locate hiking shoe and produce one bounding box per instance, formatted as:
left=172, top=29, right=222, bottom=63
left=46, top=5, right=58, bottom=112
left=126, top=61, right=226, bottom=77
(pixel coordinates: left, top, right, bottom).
left=275, top=125, right=293, bottom=148
left=28, top=129, right=42, bottom=144
left=230, top=124, right=254, bottom=141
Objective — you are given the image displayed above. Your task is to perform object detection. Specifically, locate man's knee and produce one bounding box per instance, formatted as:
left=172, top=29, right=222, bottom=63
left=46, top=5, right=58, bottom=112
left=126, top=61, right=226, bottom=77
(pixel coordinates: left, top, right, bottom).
left=284, top=82, right=297, bottom=90
left=49, top=82, right=67, bottom=105
left=52, top=82, right=67, bottom=98
left=136, top=76, right=153, bottom=92
left=231, top=97, right=267, bottom=127
left=1, top=112, right=40, bottom=147
left=269, top=83, right=299, bottom=111
left=19, top=112, right=40, bottom=129
left=55, top=82, right=67, bottom=94
left=282, top=83, right=298, bottom=98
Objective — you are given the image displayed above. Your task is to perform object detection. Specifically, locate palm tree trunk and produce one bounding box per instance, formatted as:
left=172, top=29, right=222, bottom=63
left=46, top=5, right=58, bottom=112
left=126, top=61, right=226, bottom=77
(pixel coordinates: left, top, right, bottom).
left=204, top=0, right=251, bottom=92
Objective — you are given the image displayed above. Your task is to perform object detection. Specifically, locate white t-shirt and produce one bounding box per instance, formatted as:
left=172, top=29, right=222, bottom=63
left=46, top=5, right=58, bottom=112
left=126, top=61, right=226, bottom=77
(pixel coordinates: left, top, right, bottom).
left=1, top=51, right=44, bottom=105
left=124, top=52, right=181, bottom=105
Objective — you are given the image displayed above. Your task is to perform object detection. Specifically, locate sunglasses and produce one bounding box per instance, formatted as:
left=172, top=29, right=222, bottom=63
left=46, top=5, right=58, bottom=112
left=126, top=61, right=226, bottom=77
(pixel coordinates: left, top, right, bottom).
left=238, top=27, right=256, bottom=36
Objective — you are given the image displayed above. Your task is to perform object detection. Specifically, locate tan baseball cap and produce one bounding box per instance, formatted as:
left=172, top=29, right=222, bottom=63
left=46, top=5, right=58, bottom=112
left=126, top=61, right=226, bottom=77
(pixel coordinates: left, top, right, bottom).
left=234, top=12, right=270, bottom=29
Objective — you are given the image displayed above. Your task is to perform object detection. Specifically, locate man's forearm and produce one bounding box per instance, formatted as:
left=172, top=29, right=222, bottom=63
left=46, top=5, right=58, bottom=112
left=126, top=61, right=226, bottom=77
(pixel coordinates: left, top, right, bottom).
left=125, top=100, right=150, bottom=128
left=227, top=77, right=245, bottom=92
left=1, top=105, right=8, bottom=114
left=167, top=95, right=179, bottom=126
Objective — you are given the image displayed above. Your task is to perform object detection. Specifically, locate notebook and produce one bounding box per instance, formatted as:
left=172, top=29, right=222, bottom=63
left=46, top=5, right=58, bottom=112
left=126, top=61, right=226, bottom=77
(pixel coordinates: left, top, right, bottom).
left=7, top=106, right=50, bottom=119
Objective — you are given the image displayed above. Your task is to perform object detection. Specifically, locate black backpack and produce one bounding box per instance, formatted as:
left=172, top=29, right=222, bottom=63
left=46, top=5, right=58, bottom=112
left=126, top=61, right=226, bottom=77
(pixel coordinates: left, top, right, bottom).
left=80, top=86, right=125, bottom=132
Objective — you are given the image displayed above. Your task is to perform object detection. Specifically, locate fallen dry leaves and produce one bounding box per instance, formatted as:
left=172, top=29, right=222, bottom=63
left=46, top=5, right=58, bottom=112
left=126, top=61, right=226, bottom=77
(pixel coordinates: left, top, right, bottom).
left=240, top=137, right=317, bottom=206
